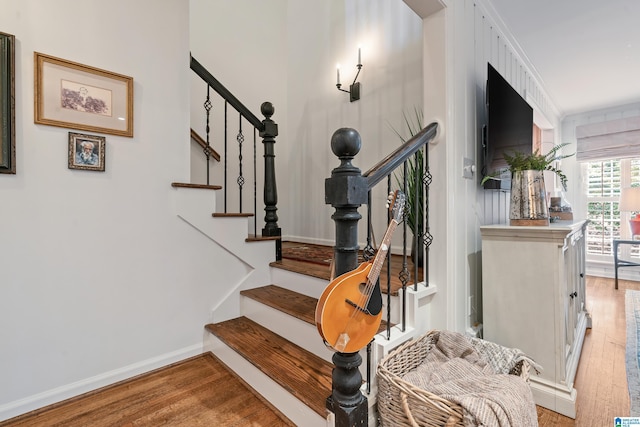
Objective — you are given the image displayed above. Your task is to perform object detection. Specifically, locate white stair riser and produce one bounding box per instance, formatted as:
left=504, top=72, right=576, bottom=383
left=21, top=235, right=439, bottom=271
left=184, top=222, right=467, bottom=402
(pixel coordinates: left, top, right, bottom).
left=269, top=267, right=328, bottom=299
left=204, top=334, right=328, bottom=427
left=241, top=297, right=335, bottom=362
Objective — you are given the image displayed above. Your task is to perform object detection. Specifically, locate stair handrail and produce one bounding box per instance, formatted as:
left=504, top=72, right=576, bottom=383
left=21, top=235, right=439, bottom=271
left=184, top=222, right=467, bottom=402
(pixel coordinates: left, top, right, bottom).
left=190, top=54, right=281, bottom=260
left=363, top=122, right=437, bottom=189
left=190, top=55, right=263, bottom=130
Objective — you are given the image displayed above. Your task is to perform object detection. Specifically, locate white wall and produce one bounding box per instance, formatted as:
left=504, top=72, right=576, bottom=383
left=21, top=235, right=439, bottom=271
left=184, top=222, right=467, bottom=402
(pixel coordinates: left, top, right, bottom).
left=190, top=0, right=423, bottom=247
left=0, top=0, right=248, bottom=420
left=407, top=0, right=562, bottom=332
left=284, top=0, right=424, bottom=246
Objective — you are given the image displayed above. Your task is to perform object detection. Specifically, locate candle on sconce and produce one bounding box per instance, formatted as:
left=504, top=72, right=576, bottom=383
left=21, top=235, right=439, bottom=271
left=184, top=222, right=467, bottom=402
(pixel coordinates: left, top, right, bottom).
left=336, top=64, right=341, bottom=85
left=358, top=47, right=361, bottom=65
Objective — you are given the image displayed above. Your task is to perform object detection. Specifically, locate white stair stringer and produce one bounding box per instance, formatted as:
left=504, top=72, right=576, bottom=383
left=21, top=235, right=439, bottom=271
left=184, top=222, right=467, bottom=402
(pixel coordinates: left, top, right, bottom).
left=171, top=185, right=275, bottom=323
left=203, top=333, right=328, bottom=427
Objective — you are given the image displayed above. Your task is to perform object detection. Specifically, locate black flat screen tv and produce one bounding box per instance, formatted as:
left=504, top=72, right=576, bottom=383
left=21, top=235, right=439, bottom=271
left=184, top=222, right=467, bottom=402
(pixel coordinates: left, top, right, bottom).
left=482, top=63, right=533, bottom=190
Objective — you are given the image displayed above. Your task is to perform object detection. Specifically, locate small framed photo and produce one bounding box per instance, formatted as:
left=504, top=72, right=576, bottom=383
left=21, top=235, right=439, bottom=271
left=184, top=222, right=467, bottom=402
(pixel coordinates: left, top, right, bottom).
left=68, top=132, right=105, bottom=171
left=35, top=52, right=133, bottom=137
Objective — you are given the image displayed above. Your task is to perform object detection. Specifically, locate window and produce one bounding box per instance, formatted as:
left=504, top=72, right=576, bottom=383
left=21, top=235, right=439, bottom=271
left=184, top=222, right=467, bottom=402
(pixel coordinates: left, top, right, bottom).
left=586, top=158, right=640, bottom=261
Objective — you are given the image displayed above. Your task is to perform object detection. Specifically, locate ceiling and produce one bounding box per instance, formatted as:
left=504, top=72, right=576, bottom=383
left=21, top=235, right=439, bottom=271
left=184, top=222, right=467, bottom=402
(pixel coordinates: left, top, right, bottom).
left=488, top=0, right=640, bottom=118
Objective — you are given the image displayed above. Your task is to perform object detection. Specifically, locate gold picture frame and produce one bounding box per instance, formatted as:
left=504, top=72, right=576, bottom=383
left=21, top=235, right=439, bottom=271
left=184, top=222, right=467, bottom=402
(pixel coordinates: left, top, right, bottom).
left=35, top=52, right=133, bottom=137
left=68, top=132, right=105, bottom=172
left=0, top=31, right=15, bottom=174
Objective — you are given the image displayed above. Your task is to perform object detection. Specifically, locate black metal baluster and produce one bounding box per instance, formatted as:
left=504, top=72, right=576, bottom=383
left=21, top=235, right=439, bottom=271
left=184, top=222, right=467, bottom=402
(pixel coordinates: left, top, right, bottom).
left=237, top=115, right=245, bottom=213
left=204, top=85, right=212, bottom=185
left=224, top=101, right=228, bottom=213
left=386, top=175, right=392, bottom=341
left=414, top=151, right=420, bottom=291
left=253, top=128, right=257, bottom=237
left=401, top=159, right=410, bottom=330
left=364, top=192, right=374, bottom=262
left=423, top=144, right=433, bottom=287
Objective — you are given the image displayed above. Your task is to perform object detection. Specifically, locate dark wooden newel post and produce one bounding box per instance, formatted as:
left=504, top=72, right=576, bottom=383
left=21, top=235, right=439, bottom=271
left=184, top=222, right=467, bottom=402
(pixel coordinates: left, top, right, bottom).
left=260, top=102, right=282, bottom=260
left=324, top=127, right=368, bottom=426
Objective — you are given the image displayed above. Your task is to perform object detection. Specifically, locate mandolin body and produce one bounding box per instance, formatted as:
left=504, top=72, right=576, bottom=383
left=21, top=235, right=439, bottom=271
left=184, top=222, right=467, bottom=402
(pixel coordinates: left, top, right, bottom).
left=315, top=262, right=383, bottom=353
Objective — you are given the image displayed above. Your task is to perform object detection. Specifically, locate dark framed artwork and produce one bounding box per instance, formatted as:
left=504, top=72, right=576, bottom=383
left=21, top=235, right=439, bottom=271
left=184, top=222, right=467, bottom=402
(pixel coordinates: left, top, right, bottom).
left=35, top=52, right=133, bottom=137
left=68, top=132, right=105, bottom=172
left=0, top=32, right=15, bottom=174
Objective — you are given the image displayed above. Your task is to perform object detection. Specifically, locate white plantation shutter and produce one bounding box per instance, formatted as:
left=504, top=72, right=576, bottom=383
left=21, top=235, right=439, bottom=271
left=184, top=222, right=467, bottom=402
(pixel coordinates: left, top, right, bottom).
left=586, top=160, right=621, bottom=256
left=586, top=158, right=640, bottom=260
left=576, top=116, right=640, bottom=161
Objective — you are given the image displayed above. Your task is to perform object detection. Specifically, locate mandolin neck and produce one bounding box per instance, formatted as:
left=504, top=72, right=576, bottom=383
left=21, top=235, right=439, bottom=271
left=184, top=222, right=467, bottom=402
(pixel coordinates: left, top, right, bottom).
left=367, top=219, right=399, bottom=284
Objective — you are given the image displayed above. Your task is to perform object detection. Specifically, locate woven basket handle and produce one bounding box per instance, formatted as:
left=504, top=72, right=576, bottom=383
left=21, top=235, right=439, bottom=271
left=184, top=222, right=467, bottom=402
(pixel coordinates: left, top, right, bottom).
left=400, top=391, right=460, bottom=427
left=400, top=392, right=420, bottom=427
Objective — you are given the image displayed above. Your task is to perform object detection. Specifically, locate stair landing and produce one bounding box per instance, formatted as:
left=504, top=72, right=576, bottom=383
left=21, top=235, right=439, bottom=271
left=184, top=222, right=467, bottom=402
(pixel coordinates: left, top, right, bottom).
left=271, top=241, right=423, bottom=295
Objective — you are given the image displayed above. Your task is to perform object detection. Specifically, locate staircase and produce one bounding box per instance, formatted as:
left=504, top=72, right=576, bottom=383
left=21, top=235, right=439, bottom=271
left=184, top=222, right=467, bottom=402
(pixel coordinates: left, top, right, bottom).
left=182, top=58, right=439, bottom=427
left=172, top=182, right=438, bottom=426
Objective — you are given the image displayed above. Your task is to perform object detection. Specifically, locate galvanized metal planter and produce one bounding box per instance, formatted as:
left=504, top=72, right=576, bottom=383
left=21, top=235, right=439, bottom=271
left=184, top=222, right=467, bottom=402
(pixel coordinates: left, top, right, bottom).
left=510, top=170, right=549, bottom=226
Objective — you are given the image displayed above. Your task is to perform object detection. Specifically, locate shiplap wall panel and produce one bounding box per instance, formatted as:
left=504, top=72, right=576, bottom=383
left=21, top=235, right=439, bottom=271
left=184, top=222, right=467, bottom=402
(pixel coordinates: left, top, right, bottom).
left=469, top=0, right=559, bottom=226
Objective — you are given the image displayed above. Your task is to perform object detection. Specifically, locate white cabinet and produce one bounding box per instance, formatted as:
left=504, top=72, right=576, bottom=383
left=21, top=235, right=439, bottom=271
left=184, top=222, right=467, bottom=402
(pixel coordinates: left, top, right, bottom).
left=480, top=220, right=590, bottom=419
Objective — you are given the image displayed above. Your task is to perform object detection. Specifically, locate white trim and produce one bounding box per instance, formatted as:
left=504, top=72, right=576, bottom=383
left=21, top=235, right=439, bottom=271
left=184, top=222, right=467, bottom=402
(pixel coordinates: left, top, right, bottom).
left=0, top=344, right=203, bottom=422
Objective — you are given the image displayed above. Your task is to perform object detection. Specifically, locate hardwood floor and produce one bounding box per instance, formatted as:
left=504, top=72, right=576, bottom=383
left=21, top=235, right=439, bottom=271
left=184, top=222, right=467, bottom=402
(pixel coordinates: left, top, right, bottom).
left=536, top=275, right=637, bottom=426
left=0, top=275, right=636, bottom=426
left=0, top=353, right=294, bottom=427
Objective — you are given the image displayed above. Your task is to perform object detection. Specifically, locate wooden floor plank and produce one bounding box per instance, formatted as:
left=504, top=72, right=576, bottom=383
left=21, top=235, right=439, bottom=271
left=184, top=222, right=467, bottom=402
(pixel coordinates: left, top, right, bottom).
left=0, top=354, right=294, bottom=427
left=205, top=316, right=332, bottom=417
left=536, top=275, right=637, bottom=426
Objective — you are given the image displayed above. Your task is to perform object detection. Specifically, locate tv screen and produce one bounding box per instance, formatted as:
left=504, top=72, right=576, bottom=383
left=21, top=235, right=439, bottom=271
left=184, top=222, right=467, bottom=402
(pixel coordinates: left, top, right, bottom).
left=483, top=63, right=533, bottom=189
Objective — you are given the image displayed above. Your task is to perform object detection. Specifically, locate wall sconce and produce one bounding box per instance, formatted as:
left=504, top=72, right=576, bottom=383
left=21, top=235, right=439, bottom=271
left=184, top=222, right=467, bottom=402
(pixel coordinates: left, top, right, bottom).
left=336, top=48, right=362, bottom=102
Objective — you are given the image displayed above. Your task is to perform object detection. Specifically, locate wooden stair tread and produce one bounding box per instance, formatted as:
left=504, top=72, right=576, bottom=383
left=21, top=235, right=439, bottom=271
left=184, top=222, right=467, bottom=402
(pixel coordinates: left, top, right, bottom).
left=241, top=285, right=317, bottom=324
left=212, top=212, right=254, bottom=218
left=246, top=234, right=281, bottom=242
left=241, top=284, right=390, bottom=333
left=270, top=259, right=330, bottom=281
left=205, top=316, right=332, bottom=418
left=171, top=182, right=222, bottom=190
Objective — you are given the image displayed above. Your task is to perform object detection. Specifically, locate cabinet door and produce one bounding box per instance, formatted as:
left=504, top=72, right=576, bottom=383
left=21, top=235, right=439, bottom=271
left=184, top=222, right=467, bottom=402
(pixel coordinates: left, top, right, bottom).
left=572, top=229, right=586, bottom=342
left=563, top=240, right=576, bottom=366
left=564, top=228, right=585, bottom=370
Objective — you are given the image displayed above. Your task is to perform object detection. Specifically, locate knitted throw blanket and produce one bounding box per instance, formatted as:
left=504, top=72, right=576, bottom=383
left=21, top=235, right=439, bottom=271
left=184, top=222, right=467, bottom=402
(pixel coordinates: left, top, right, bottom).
left=402, top=331, right=538, bottom=427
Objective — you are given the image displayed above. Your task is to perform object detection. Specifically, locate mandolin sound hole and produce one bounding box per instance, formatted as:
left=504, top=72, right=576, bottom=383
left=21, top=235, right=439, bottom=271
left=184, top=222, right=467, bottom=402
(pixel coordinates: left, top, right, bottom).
left=358, top=282, right=368, bottom=294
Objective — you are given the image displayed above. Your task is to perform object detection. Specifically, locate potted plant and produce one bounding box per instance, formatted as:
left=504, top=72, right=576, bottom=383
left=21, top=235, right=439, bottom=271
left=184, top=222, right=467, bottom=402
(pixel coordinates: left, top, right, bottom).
left=482, top=143, right=574, bottom=225
left=393, top=109, right=425, bottom=264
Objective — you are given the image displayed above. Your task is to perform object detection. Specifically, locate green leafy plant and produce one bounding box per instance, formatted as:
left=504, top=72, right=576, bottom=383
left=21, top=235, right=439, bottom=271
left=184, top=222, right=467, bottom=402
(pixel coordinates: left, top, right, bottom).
left=482, top=142, right=574, bottom=190
left=393, top=109, right=424, bottom=236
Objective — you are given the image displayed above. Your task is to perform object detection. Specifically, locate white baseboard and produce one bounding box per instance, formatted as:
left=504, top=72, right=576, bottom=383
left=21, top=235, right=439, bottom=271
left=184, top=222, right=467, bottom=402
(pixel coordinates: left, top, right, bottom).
left=0, top=343, right=203, bottom=422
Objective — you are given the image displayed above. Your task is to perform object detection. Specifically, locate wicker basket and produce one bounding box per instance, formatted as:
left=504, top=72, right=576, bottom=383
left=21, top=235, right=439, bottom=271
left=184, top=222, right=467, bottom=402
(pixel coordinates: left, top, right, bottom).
left=376, top=330, right=531, bottom=427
